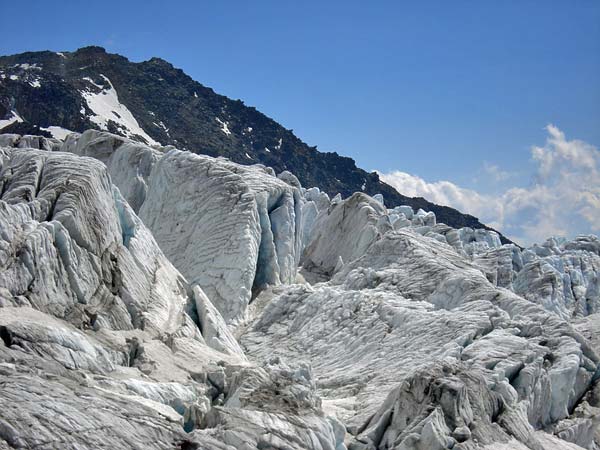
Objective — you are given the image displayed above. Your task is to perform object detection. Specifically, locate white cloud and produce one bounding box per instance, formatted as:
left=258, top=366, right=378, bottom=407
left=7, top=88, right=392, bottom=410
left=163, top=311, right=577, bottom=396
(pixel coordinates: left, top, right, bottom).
left=482, top=162, right=513, bottom=182
left=378, top=170, right=504, bottom=228
left=379, top=125, right=600, bottom=246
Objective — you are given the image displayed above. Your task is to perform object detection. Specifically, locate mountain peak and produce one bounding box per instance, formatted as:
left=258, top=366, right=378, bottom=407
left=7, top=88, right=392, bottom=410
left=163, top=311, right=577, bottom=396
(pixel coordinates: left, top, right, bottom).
left=145, top=56, right=172, bottom=66
left=76, top=45, right=107, bottom=53
left=0, top=47, right=512, bottom=243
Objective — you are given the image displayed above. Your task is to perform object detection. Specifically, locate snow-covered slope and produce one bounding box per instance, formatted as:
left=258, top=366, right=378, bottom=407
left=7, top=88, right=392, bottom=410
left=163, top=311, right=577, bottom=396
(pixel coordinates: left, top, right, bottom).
left=80, top=74, right=160, bottom=146
left=0, top=131, right=598, bottom=450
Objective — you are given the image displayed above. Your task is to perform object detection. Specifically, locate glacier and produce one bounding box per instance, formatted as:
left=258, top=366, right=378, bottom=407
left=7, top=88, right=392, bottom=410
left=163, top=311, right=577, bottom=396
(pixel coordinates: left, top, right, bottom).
left=0, top=130, right=598, bottom=450
left=60, top=129, right=304, bottom=324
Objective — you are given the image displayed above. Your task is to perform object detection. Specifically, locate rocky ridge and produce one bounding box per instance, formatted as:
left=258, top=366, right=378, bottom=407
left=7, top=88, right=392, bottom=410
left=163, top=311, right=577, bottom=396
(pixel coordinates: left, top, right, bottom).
left=0, top=47, right=510, bottom=243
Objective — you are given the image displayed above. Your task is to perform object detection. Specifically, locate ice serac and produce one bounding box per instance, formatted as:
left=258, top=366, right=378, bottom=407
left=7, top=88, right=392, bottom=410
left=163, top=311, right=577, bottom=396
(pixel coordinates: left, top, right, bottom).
left=0, top=146, right=206, bottom=446
left=449, top=231, right=600, bottom=320
left=0, top=140, right=341, bottom=450
left=512, top=236, right=600, bottom=320
left=62, top=129, right=163, bottom=212
left=136, top=149, right=303, bottom=324
left=242, top=228, right=600, bottom=449
left=0, top=133, right=63, bottom=151
left=301, top=192, right=391, bottom=279
left=189, top=357, right=345, bottom=450
left=0, top=146, right=202, bottom=338
left=57, top=131, right=304, bottom=324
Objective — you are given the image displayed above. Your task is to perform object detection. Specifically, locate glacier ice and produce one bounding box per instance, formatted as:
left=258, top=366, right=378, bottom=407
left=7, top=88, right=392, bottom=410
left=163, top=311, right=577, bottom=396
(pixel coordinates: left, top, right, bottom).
left=244, top=228, right=600, bottom=449
left=0, top=132, right=598, bottom=450
left=59, top=130, right=304, bottom=324
left=301, top=192, right=391, bottom=278
left=0, top=139, right=340, bottom=449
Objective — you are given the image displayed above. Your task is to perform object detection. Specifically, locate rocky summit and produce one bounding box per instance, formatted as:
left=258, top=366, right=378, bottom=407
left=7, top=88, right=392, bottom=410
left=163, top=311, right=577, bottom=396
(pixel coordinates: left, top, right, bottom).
left=0, top=130, right=598, bottom=449
left=0, top=47, right=510, bottom=243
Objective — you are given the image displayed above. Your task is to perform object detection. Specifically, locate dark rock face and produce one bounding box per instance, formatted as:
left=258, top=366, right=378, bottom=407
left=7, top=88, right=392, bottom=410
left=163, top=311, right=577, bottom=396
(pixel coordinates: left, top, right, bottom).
left=0, top=46, right=510, bottom=243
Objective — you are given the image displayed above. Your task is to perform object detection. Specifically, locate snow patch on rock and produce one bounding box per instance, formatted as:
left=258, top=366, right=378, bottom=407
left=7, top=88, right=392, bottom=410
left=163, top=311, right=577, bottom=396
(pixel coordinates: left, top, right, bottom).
left=80, top=74, right=159, bottom=146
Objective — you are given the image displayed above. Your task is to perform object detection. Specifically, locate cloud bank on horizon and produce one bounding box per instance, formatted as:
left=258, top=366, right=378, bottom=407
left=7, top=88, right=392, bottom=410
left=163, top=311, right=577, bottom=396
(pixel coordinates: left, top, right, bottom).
left=380, top=125, right=600, bottom=246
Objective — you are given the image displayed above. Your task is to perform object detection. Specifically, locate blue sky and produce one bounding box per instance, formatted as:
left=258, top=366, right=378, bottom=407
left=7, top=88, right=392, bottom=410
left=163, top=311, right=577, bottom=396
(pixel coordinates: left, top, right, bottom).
left=1, top=1, right=599, bottom=244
